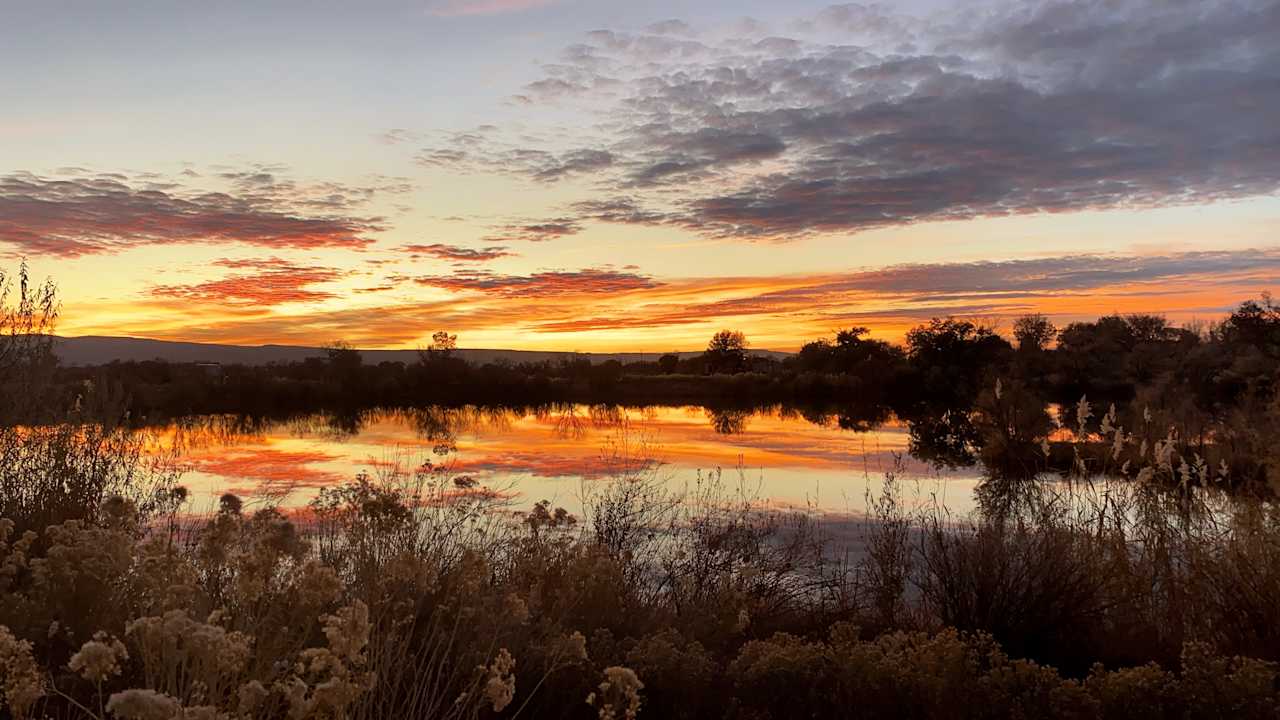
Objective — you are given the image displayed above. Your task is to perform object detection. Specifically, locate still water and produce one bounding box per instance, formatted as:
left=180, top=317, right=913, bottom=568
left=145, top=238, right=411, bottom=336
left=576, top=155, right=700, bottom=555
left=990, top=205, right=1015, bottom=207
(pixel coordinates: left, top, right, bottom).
left=166, top=405, right=986, bottom=518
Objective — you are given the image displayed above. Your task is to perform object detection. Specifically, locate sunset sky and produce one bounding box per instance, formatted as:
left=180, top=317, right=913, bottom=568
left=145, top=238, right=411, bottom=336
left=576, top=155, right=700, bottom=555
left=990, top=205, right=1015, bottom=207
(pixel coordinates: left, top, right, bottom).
left=3, top=0, right=1278, bottom=351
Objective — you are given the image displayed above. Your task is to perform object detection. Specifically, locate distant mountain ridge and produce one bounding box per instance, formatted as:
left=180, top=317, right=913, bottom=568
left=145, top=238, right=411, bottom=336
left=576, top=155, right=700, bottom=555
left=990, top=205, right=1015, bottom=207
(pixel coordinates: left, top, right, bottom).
left=52, top=336, right=792, bottom=367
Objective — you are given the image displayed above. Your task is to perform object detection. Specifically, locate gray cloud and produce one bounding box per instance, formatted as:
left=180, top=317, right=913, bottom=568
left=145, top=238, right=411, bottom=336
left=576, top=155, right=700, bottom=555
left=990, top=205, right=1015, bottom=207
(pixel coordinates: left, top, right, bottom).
left=794, top=249, right=1280, bottom=297
left=0, top=169, right=401, bottom=257
left=417, top=0, right=1280, bottom=241
left=484, top=218, right=583, bottom=243
left=409, top=267, right=661, bottom=298
left=416, top=135, right=614, bottom=183
left=530, top=249, right=1280, bottom=331
left=398, top=243, right=516, bottom=262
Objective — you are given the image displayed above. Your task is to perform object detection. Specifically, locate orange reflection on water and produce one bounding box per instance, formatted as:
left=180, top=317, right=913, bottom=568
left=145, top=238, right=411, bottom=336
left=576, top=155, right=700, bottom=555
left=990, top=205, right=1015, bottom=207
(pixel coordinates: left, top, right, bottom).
left=160, top=406, right=985, bottom=517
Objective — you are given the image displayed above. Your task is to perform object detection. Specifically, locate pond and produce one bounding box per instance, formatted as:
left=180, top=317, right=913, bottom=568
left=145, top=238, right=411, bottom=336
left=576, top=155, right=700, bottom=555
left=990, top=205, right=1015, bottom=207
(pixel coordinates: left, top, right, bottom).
left=161, top=405, right=987, bottom=519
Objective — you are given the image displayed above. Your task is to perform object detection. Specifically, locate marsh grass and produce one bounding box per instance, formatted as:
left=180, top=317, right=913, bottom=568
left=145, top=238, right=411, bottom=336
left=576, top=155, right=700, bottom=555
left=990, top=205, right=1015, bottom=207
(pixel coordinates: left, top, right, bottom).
left=2, top=404, right=1280, bottom=719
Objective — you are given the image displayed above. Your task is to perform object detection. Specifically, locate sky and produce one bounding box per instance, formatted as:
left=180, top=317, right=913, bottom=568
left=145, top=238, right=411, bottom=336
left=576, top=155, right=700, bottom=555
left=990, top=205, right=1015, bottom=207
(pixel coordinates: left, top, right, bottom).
left=2, top=0, right=1278, bottom=352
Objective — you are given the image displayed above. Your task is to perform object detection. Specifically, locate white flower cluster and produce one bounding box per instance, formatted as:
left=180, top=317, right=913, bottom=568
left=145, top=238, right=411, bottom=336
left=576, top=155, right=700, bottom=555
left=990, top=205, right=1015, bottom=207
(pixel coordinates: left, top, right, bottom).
left=106, top=688, right=181, bottom=720
left=481, top=648, right=517, bottom=712
left=0, top=625, right=44, bottom=719
left=69, top=631, right=129, bottom=683
left=320, top=601, right=371, bottom=664
left=127, top=610, right=253, bottom=691
left=275, top=601, right=376, bottom=720
left=587, top=666, right=644, bottom=720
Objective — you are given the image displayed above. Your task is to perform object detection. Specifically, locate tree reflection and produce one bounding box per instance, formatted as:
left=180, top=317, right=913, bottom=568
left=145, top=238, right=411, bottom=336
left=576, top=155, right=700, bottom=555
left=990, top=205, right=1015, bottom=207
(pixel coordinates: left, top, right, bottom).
left=705, top=407, right=751, bottom=435
left=589, top=403, right=626, bottom=429
left=401, top=405, right=518, bottom=452
left=285, top=409, right=368, bottom=440
left=907, top=409, right=980, bottom=469
left=552, top=404, right=587, bottom=439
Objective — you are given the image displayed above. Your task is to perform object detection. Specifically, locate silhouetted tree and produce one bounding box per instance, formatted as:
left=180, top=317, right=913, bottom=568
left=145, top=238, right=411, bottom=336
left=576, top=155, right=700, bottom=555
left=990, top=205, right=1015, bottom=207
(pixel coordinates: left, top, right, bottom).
left=657, top=353, right=680, bottom=374
left=1218, top=294, right=1280, bottom=356
left=588, top=360, right=624, bottom=393
left=1053, top=314, right=1196, bottom=406
left=1193, top=295, right=1280, bottom=403
left=415, top=330, right=469, bottom=390
left=1055, top=316, right=1134, bottom=404
left=323, top=341, right=363, bottom=396
left=795, top=327, right=907, bottom=403
left=830, top=327, right=904, bottom=375
left=430, top=330, right=458, bottom=356
left=1010, top=314, right=1057, bottom=394
left=796, top=338, right=834, bottom=371
left=1013, top=314, right=1056, bottom=352
left=906, top=318, right=1011, bottom=409
left=704, top=330, right=748, bottom=374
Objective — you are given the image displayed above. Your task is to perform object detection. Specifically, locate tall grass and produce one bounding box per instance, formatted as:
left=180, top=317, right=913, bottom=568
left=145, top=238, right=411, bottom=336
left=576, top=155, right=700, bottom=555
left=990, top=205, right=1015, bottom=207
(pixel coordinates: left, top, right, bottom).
left=2, top=410, right=1279, bottom=719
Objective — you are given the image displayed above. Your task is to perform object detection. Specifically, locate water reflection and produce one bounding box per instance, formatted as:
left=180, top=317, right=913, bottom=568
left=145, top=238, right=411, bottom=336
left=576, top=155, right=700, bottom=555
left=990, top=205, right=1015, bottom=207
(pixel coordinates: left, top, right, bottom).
left=158, top=404, right=983, bottom=517
left=144, top=402, right=1267, bottom=524
left=908, top=410, right=981, bottom=469
left=706, top=407, right=751, bottom=435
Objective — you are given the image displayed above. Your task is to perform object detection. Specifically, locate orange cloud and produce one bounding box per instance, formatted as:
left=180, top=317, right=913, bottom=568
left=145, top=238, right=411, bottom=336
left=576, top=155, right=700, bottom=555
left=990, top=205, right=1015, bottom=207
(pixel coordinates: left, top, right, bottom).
left=149, top=258, right=346, bottom=307
left=63, top=250, right=1280, bottom=352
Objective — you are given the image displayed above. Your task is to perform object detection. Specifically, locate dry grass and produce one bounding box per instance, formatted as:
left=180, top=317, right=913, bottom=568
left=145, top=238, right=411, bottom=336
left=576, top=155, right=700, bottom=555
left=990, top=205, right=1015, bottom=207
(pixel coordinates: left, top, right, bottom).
left=2, top=403, right=1279, bottom=719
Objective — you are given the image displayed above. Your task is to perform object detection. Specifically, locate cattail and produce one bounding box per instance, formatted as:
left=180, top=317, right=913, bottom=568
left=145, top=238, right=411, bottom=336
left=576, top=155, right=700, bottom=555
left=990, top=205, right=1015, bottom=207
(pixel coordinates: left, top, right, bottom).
left=1100, top=404, right=1117, bottom=436
left=1111, top=427, right=1125, bottom=460
left=1075, top=395, right=1092, bottom=437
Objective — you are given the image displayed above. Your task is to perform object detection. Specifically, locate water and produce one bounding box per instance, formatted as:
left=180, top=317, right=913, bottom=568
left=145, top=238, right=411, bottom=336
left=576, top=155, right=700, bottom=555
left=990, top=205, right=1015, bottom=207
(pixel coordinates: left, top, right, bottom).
left=163, top=405, right=987, bottom=518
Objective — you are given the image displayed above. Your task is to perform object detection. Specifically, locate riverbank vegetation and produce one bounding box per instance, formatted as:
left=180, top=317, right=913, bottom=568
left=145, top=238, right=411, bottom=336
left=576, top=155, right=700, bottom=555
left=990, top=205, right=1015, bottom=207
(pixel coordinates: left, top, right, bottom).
left=44, top=289, right=1280, bottom=489
left=50, top=297, right=1280, bottom=417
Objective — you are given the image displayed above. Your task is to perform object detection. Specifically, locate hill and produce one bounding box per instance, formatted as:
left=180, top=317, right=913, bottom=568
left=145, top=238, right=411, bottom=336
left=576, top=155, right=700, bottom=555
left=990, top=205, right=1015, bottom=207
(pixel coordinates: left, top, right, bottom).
left=51, top=335, right=791, bottom=367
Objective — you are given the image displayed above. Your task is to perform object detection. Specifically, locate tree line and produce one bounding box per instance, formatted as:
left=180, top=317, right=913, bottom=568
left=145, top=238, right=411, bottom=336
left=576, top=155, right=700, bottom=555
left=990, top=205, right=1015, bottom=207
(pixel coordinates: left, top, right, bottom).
left=5, top=263, right=1280, bottom=485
